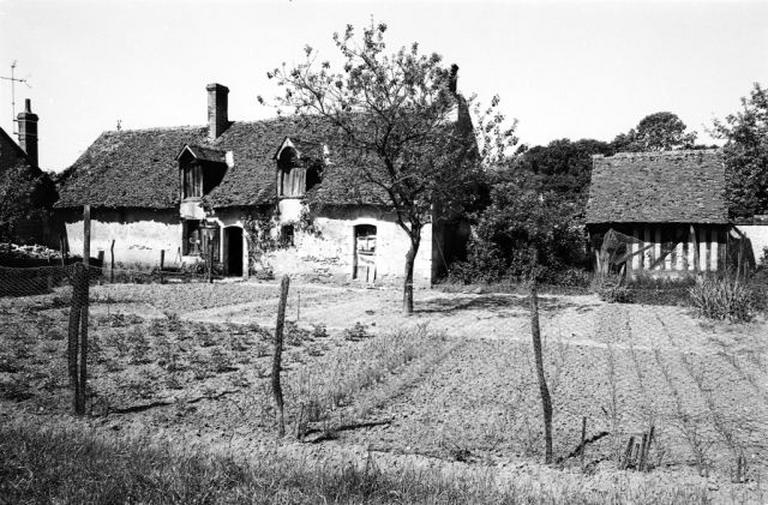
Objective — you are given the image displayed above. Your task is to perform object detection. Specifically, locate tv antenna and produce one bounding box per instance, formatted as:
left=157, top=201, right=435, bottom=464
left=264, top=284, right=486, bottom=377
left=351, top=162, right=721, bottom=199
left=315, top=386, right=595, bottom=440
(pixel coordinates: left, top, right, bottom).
left=0, top=61, right=32, bottom=135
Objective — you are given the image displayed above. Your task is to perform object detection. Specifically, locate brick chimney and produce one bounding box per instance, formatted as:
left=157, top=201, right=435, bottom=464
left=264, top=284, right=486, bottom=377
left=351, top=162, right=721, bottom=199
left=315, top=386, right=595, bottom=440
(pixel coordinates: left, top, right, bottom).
left=206, top=83, right=229, bottom=139
left=17, top=98, right=38, bottom=167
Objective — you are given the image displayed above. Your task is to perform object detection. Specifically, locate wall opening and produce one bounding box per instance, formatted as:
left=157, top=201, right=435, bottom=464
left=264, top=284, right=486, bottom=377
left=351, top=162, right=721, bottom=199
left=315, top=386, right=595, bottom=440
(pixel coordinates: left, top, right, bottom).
left=223, top=226, right=243, bottom=277
left=182, top=219, right=201, bottom=256
left=353, top=224, right=377, bottom=282
left=280, top=224, right=295, bottom=247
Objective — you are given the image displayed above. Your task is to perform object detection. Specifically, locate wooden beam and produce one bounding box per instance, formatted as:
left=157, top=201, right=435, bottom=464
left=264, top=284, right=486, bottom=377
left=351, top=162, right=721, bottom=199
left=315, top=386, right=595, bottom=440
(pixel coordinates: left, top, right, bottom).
left=698, top=228, right=707, bottom=272
left=690, top=224, right=698, bottom=273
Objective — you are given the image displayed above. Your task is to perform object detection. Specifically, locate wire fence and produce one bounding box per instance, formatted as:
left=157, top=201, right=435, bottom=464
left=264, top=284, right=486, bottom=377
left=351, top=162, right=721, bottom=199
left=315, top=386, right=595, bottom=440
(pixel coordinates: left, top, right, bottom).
left=0, top=262, right=765, bottom=482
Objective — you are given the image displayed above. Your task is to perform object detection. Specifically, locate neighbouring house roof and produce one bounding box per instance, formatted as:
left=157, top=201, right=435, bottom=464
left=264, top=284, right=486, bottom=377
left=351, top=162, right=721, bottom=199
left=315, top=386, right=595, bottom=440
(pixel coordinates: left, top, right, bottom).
left=585, top=149, right=728, bottom=225
left=56, top=116, right=373, bottom=209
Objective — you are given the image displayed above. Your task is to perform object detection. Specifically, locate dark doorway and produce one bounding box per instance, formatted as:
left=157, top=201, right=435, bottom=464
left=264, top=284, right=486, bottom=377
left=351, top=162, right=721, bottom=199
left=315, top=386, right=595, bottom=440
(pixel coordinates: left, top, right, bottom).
left=224, top=226, right=243, bottom=277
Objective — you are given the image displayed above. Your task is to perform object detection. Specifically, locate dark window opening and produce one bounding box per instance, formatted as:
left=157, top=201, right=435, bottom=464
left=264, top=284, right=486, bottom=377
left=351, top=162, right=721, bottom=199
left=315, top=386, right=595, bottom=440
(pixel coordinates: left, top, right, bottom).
left=180, top=156, right=227, bottom=200
left=306, top=163, right=322, bottom=192
left=280, top=224, right=295, bottom=247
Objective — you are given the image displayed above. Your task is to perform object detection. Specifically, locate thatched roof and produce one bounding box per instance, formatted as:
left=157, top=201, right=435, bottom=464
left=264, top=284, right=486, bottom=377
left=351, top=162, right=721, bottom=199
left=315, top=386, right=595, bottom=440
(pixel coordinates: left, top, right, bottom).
left=585, top=149, right=727, bottom=225
left=56, top=116, right=368, bottom=209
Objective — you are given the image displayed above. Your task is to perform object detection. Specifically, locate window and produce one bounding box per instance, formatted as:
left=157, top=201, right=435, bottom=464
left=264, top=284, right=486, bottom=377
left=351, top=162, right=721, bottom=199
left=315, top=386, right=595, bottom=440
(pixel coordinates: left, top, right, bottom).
left=278, top=146, right=305, bottom=197
left=182, top=163, right=203, bottom=199
left=183, top=219, right=220, bottom=259
left=183, top=220, right=201, bottom=256
left=280, top=224, right=295, bottom=247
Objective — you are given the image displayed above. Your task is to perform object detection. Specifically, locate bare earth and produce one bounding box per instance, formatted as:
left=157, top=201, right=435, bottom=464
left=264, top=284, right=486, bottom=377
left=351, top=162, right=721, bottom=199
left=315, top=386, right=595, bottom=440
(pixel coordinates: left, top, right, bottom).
left=1, top=279, right=767, bottom=500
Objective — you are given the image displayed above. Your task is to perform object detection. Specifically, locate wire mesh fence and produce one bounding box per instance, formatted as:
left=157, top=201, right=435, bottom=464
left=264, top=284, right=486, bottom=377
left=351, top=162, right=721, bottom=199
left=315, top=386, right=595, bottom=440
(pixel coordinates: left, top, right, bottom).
left=1, top=263, right=765, bottom=482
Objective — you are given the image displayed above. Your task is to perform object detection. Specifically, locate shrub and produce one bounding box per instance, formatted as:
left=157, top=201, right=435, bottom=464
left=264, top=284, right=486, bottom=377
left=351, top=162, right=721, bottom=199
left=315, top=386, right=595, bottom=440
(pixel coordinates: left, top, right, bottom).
left=285, top=321, right=311, bottom=346
left=342, top=322, right=371, bottom=342
left=592, top=274, right=634, bottom=303
left=689, top=277, right=759, bottom=322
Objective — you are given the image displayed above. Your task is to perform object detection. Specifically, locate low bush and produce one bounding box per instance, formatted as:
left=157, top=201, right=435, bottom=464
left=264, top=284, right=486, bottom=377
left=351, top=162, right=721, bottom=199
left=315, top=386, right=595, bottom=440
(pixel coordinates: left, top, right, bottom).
left=626, top=275, right=696, bottom=306
left=592, top=274, right=633, bottom=303
left=689, top=277, right=761, bottom=323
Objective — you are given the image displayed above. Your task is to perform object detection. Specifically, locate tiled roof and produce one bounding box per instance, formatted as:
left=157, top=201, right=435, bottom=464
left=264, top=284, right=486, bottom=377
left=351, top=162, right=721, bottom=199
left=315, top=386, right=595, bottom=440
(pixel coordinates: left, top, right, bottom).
left=585, top=149, right=727, bottom=224
left=180, top=145, right=227, bottom=164
left=56, top=116, right=367, bottom=209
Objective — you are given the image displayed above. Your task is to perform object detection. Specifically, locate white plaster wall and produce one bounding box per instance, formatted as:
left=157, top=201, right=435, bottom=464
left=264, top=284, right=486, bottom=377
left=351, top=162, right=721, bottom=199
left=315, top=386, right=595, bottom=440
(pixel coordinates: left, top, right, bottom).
left=64, top=210, right=182, bottom=267
left=737, top=225, right=768, bottom=265
left=267, top=207, right=434, bottom=285
left=278, top=198, right=303, bottom=223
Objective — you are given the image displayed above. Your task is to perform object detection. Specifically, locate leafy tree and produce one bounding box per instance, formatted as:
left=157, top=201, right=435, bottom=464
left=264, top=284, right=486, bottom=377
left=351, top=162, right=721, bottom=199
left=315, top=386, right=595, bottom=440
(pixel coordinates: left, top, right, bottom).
left=267, top=23, right=516, bottom=313
left=512, top=138, right=613, bottom=204
left=0, top=161, right=57, bottom=244
left=451, top=172, right=588, bottom=284
left=613, top=112, right=697, bottom=152
left=713, top=83, right=768, bottom=218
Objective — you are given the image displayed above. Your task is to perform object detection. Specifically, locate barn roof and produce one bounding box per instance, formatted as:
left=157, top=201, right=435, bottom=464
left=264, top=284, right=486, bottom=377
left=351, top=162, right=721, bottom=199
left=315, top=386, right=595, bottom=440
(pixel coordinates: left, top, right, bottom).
left=55, top=116, right=375, bottom=209
left=585, top=149, right=727, bottom=225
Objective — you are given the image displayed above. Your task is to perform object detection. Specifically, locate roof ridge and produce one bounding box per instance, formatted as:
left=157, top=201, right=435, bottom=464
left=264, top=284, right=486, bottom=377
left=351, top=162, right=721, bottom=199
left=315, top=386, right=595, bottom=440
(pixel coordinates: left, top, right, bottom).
left=595, top=148, right=721, bottom=160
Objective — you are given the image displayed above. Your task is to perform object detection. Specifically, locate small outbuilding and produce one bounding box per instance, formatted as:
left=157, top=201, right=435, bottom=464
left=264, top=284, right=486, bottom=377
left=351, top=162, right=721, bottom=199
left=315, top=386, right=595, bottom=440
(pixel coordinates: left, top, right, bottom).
left=585, top=149, right=735, bottom=279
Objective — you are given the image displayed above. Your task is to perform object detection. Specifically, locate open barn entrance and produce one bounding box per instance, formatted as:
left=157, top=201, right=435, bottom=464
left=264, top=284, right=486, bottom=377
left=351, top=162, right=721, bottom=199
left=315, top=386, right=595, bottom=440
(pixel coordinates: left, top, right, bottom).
left=223, top=226, right=243, bottom=277
left=353, top=224, right=377, bottom=283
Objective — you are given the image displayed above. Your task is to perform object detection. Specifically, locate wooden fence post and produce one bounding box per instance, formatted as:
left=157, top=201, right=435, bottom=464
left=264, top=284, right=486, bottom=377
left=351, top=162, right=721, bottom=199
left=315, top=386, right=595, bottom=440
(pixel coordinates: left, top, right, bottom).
left=207, top=240, right=214, bottom=284
left=529, top=249, right=553, bottom=464
left=75, top=264, right=89, bottom=415
left=59, top=234, right=66, bottom=268
left=67, top=263, right=82, bottom=386
left=110, top=239, right=115, bottom=283
left=74, top=205, right=91, bottom=415
left=160, top=249, right=165, bottom=284
left=580, top=416, right=587, bottom=468
left=272, top=275, right=290, bottom=437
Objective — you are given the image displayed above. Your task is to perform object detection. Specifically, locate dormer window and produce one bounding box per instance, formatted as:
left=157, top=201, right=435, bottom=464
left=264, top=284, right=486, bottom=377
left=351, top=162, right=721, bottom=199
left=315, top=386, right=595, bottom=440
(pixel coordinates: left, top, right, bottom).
left=176, top=144, right=228, bottom=200
left=278, top=145, right=303, bottom=197
left=275, top=137, right=323, bottom=198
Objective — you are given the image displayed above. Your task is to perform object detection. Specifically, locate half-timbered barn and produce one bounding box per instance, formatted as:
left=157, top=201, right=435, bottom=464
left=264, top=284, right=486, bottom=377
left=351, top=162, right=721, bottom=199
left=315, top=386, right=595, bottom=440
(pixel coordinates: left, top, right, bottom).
left=55, top=83, right=471, bottom=285
left=585, top=149, right=731, bottom=278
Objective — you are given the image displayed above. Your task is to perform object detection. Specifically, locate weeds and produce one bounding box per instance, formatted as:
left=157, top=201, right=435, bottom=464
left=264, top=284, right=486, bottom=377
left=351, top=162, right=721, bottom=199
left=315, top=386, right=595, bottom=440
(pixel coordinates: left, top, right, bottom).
left=342, top=322, right=371, bottom=341
left=0, top=421, right=728, bottom=505
left=689, top=277, right=759, bottom=322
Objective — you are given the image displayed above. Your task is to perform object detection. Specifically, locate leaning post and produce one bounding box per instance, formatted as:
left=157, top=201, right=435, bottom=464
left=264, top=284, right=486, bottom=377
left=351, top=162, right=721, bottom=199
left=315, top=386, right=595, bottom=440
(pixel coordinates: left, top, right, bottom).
left=272, top=275, right=290, bottom=437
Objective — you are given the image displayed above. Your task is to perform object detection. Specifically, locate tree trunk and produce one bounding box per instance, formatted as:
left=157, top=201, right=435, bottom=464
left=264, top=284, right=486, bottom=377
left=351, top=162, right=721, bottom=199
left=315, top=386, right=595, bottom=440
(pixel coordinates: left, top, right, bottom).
left=403, top=230, right=421, bottom=315
left=530, top=277, right=553, bottom=464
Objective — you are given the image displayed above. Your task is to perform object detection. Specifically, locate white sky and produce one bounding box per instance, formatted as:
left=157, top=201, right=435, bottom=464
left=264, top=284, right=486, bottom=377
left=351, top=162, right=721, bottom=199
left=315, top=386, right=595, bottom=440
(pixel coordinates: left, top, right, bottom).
left=1, top=0, right=767, bottom=171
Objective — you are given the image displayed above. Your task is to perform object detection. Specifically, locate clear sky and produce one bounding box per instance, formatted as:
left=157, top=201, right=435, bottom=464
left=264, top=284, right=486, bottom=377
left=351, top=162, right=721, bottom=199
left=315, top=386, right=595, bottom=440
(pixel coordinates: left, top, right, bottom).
left=1, top=0, right=767, bottom=171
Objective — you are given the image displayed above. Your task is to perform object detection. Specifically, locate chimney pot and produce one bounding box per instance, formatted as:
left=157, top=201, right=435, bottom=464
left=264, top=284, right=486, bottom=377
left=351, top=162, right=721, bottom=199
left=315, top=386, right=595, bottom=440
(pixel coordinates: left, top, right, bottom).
left=207, top=83, right=230, bottom=139
left=17, top=98, right=39, bottom=167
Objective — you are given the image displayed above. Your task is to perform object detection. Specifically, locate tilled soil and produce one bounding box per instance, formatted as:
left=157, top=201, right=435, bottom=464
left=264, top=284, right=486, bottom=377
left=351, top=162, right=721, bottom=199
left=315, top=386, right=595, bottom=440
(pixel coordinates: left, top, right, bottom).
left=2, top=280, right=767, bottom=490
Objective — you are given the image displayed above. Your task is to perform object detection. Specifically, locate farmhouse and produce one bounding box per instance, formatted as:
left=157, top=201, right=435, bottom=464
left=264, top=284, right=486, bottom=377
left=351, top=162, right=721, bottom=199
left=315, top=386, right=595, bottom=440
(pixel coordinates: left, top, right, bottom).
left=55, top=83, right=471, bottom=284
left=585, top=149, right=736, bottom=278
left=0, top=99, right=58, bottom=246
